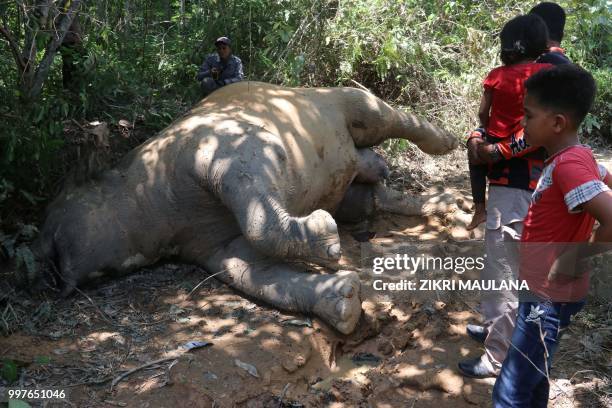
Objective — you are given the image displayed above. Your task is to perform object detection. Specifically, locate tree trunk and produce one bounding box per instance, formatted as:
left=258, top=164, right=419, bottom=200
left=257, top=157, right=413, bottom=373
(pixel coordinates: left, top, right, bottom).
left=24, top=0, right=83, bottom=101
left=179, top=0, right=185, bottom=28
left=124, top=0, right=131, bottom=26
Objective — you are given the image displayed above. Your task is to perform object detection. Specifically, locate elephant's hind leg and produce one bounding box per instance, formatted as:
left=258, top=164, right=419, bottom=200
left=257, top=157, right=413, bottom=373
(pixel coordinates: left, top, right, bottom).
left=337, top=88, right=457, bottom=154
left=195, top=236, right=362, bottom=334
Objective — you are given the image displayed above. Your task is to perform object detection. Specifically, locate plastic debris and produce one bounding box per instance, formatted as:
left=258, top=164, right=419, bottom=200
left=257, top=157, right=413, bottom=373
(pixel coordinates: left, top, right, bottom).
left=282, top=318, right=312, bottom=328
left=180, top=341, right=213, bottom=351
left=234, top=359, right=259, bottom=378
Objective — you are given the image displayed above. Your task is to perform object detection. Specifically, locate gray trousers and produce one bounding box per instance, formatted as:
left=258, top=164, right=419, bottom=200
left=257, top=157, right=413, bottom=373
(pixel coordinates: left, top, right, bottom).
left=478, top=186, right=531, bottom=373
left=200, top=77, right=221, bottom=96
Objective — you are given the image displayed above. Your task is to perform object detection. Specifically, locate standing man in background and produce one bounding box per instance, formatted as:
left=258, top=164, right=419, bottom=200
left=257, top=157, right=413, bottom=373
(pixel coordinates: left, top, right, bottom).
left=61, top=14, right=86, bottom=92
left=196, top=36, right=244, bottom=96
left=530, top=2, right=571, bottom=65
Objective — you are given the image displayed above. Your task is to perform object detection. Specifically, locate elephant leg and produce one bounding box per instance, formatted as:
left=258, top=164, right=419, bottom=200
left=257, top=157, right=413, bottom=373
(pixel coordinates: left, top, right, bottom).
left=335, top=183, right=460, bottom=223
left=204, top=132, right=341, bottom=265
left=197, top=236, right=362, bottom=334
left=354, top=148, right=389, bottom=183
left=373, top=184, right=459, bottom=216
left=335, top=183, right=376, bottom=224
left=335, top=88, right=457, bottom=154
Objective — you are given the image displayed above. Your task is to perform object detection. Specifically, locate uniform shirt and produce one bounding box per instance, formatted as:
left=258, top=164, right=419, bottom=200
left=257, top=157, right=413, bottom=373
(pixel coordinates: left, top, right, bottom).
left=196, top=53, right=244, bottom=85
left=520, top=145, right=610, bottom=301
left=536, top=47, right=571, bottom=65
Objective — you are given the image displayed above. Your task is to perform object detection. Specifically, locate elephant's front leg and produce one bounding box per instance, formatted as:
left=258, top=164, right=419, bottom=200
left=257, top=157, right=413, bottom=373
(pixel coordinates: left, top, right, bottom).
left=203, top=133, right=342, bottom=265
left=198, top=236, right=362, bottom=334
left=335, top=183, right=460, bottom=223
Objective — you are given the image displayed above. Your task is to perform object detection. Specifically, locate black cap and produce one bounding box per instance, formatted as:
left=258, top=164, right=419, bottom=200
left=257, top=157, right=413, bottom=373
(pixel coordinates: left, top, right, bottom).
left=215, top=36, right=231, bottom=46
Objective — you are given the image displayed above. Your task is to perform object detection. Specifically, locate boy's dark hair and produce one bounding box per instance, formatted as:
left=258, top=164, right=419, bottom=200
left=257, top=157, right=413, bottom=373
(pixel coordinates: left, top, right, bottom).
left=500, top=14, right=549, bottom=65
left=529, top=2, right=566, bottom=43
left=525, top=64, right=596, bottom=126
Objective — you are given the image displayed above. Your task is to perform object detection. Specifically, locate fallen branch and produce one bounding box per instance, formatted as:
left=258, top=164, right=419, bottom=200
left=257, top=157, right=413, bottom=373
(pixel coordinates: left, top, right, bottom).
left=110, top=357, right=178, bottom=391
left=74, top=286, right=116, bottom=326
left=67, top=376, right=114, bottom=387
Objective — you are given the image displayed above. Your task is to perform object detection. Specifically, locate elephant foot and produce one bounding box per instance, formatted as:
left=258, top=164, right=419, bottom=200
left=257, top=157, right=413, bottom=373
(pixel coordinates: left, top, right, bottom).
left=312, top=270, right=362, bottom=334
left=305, top=209, right=342, bottom=262
left=197, top=236, right=362, bottom=335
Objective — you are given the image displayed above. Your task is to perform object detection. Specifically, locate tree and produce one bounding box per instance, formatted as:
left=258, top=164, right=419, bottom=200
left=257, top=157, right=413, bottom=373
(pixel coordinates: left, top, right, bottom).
left=0, top=0, right=83, bottom=101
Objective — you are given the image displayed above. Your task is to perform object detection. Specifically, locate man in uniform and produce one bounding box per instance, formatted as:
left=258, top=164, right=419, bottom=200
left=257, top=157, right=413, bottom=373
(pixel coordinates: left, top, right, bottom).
left=196, top=36, right=244, bottom=96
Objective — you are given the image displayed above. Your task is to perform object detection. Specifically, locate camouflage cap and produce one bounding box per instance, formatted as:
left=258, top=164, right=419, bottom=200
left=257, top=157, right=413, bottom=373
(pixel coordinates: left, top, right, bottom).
left=215, top=36, right=231, bottom=46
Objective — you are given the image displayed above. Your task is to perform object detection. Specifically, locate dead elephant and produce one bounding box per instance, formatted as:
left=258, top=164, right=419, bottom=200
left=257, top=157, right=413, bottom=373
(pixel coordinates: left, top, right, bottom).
left=25, top=82, right=457, bottom=334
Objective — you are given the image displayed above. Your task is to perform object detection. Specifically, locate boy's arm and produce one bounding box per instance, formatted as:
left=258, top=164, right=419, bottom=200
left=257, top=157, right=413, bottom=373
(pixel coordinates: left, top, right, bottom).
left=548, top=190, right=612, bottom=281
left=581, top=190, right=612, bottom=253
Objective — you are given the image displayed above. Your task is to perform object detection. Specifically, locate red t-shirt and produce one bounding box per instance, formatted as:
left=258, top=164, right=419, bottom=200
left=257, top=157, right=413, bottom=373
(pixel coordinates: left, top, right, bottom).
left=483, top=63, right=551, bottom=138
left=520, top=145, right=610, bottom=301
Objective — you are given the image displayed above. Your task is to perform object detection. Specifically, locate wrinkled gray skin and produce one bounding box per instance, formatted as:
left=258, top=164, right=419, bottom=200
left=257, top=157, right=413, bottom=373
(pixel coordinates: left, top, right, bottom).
left=27, top=82, right=457, bottom=334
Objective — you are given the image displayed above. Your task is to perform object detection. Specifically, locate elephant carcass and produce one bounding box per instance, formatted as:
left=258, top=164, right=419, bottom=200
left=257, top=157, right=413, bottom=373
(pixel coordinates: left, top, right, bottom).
left=28, top=82, right=457, bottom=334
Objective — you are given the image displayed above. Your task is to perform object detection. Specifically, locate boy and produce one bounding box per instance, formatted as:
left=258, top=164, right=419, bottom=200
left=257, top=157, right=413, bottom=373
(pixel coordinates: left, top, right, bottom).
left=492, top=64, right=612, bottom=407
left=530, top=2, right=571, bottom=65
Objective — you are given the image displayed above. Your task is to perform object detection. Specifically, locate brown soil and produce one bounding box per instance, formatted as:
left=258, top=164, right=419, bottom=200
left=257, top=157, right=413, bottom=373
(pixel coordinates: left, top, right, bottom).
left=0, top=147, right=610, bottom=408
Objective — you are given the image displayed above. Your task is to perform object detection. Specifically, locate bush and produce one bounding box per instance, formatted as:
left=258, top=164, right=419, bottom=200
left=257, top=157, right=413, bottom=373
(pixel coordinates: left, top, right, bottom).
left=0, top=0, right=609, bottom=223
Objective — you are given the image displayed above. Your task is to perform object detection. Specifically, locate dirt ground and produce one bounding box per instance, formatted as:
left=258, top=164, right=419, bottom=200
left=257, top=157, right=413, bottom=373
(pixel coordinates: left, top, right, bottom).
left=1, top=146, right=610, bottom=408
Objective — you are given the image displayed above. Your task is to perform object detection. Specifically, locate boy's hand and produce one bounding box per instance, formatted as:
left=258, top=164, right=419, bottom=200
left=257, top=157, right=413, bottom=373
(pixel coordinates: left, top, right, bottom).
left=548, top=247, right=584, bottom=281
left=467, top=128, right=485, bottom=163
left=549, top=190, right=612, bottom=282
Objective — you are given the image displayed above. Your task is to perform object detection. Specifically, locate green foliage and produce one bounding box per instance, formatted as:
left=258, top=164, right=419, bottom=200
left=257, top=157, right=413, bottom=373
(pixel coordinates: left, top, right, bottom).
left=0, top=0, right=610, bottom=222
left=9, top=400, right=32, bottom=408
left=564, top=0, right=611, bottom=139
left=34, top=355, right=51, bottom=365
left=1, top=359, right=18, bottom=383
left=0, top=223, right=39, bottom=285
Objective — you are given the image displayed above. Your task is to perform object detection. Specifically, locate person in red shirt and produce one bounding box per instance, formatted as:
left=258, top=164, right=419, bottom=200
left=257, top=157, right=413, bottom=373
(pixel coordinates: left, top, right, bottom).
left=492, top=64, right=612, bottom=407
left=466, top=14, right=551, bottom=230
left=459, top=3, right=575, bottom=380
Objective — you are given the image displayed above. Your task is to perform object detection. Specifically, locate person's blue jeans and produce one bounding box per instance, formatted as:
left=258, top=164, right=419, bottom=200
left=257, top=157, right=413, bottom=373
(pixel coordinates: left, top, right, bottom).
left=492, top=299, right=585, bottom=407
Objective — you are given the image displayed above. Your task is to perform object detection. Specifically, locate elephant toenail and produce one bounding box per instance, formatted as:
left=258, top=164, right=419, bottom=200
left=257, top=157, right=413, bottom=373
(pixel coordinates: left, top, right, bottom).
left=328, top=243, right=341, bottom=259
left=340, top=284, right=354, bottom=298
